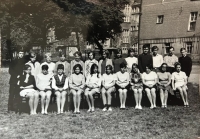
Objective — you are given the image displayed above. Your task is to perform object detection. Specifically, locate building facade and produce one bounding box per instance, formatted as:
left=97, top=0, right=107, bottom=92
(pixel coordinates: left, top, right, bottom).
left=140, top=0, right=200, bottom=63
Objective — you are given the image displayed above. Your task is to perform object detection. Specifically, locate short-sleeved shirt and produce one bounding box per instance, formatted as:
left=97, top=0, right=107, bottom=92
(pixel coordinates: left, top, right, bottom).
left=171, top=71, right=187, bottom=88
left=142, top=71, right=158, bottom=86
left=164, top=54, right=178, bottom=68
left=101, top=73, right=116, bottom=87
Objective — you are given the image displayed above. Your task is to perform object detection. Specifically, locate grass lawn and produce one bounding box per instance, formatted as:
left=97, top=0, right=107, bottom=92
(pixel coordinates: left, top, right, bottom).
left=0, top=69, right=200, bottom=139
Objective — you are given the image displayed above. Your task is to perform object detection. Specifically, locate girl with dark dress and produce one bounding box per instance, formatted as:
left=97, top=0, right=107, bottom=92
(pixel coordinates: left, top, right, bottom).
left=113, top=48, right=127, bottom=73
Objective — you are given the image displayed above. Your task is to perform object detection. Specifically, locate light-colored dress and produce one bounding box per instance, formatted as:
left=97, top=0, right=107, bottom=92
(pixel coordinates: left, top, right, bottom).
left=69, top=73, right=85, bottom=92
left=171, top=71, right=187, bottom=89
left=85, top=73, right=101, bottom=93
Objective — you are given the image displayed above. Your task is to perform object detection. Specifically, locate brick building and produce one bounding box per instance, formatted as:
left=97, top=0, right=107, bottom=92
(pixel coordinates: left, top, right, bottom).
left=139, top=0, right=200, bottom=63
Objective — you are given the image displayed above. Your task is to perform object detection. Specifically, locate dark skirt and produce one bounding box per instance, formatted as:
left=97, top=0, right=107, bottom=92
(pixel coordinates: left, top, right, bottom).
left=157, top=84, right=171, bottom=92
left=115, top=84, right=130, bottom=91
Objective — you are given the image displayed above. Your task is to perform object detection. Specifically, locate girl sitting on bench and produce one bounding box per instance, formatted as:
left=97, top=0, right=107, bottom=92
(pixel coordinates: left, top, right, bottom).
left=101, top=65, right=116, bottom=112
left=69, top=64, right=85, bottom=114
left=171, top=62, right=189, bottom=107
left=18, top=65, right=39, bottom=115
left=52, top=64, right=68, bottom=114
left=85, top=63, right=101, bottom=112
left=36, top=65, right=53, bottom=115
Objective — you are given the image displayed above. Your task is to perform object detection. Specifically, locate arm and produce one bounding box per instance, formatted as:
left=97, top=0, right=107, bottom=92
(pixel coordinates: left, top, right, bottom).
left=51, top=77, right=59, bottom=90
left=63, top=78, right=69, bottom=90
left=82, top=61, right=85, bottom=77
left=98, top=60, right=102, bottom=75
left=164, top=73, right=171, bottom=87
left=79, top=75, right=85, bottom=89
left=171, top=73, right=175, bottom=90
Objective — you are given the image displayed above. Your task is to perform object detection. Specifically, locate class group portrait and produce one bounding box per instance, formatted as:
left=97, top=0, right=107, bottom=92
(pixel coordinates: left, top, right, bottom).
left=7, top=45, right=193, bottom=115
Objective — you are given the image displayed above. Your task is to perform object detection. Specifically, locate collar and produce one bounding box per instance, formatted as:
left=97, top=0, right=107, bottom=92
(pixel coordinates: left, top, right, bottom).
left=58, top=74, right=63, bottom=77
left=153, top=54, right=159, bottom=57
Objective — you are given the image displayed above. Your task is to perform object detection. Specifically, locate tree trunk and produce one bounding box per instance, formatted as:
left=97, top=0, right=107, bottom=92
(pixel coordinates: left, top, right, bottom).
left=75, top=31, right=80, bottom=51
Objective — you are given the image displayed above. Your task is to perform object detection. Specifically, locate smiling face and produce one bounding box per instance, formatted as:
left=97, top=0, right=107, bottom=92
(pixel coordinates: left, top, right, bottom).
left=145, top=66, right=151, bottom=74
left=161, top=64, right=167, bottom=72
left=42, top=69, right=48, bottom=75
left=74, top=67, right=81, bottom=74
left=58, top=69, right=64, bottom=75
left=176, top=65, right=181, bottom=72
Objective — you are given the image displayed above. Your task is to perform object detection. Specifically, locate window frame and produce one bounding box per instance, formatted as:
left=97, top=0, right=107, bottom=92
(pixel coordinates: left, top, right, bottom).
left=188, top=12, right=198, bottom=31
left=156, top=15, right=164, bottom=24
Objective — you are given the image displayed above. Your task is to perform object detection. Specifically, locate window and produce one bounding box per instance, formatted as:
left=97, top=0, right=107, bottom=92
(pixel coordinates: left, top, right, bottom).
left=188, top=12, right=198, bottom=31
left=185, top=42, right=193, bottom=53
left=165, top=43, right=171, bottom=54
left=124, top=16, right=130, bottom=22
left=122, top=29, right=129, bottom=43
left=131, top=25, right=139, bottom=31
left=157, top=15, right=164, bottom=24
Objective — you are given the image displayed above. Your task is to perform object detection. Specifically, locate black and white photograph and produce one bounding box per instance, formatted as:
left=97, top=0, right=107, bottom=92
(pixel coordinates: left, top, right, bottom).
left=0, top=0, right=200, bottom=138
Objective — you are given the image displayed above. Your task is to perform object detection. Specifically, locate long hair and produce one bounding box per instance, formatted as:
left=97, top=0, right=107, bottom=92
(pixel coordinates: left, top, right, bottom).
left=131, top=63, right=139, bottom=73
left=159, top=63, right=168, bottom=72
left=90, top=63, right=100, bottom=78
left=114, top=48, right=122, bottom=59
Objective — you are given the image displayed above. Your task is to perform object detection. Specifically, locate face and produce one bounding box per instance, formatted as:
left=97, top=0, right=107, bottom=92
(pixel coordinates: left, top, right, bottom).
left=93, top=66, right=98, bottom=74
left=58, top=69, right=64, bottom=75
left=161, top=65, right=167, bottom=72
left=75, top=54, right=81, bottom=61
left=106, top=67, right=111, bottom=74
left=88, top=53, right=94, bottom=60
left=46, top=56, right=51, bottom=63
left=129, top=52, right=134, bottom=57
left=74, top=67, right=81, bottom=74
left=181, top=49, right=187, bottom=57
left=153, top=49, right=158, bottom=55
left=30, top=56, right=36, bottom=62
left=176, top=65, right=181, bottom=72
left=132, top=65, right=138, bottom=72
left=169, top=48, right=174, bottom=55
left=143, top=47, right=149, bottom=54
left=24, top=67, right=31, bottom=74
left=18, top=52, right=24, bottom=58
left=102, top=52, right=107, bottom=59
left=42, top=69, right=48, bottom=75
left=117, top=52, right=121, bottom=58
left=120, top=67, right=126, bottom=73
left=60, top=55, right=65, bottom=62
left=146, top=66, right=151, bottom=73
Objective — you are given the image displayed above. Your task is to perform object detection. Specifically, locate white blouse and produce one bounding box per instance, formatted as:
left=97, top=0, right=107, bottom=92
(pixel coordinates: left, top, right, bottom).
left=142, top=71, right=158, bottom=86
left=86, top=73, right=101, bottom=87
left=101, top=73, right=116, bottom=87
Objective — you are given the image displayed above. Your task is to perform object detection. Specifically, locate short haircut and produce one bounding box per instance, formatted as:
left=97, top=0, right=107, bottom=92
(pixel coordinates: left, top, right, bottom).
left=73, top=51, right=82, bottom=57
left=151, top=46, right=158, bottom=52
left=127, top=48, right=135, bottom=57
left=168, top=46, right=174, bottom=51
left=120, top=62, right=127, bottom=68
left=57, top=64, right=64, bottom=70
left=174, top=62, right=181, bottom=69
left=41, top=64, right=49, bottom=70
left=23, top=64, right=31, bottom=70
left=143, top=44, right=149, bottom=49
left=87, top=51, right=95, bottom=58
left=180, top=48, right=186, bottom=52
left=73, top=64, right=83, bottom=72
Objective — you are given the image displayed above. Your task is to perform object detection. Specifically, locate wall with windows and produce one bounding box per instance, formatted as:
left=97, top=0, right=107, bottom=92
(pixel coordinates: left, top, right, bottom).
left=140, top=0, right=200, bottom=39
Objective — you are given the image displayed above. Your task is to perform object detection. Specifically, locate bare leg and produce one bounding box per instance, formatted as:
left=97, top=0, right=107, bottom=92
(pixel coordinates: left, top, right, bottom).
left=27, top=93, right=34, bottom=114
left=44, top=91, right=52, bottom=114
left=145, top=88, right=153, bottom=108
left=40, top=91, right=46, bottom=114
left=177, top=87, right=186, bottom=105
left=89, top=89, right=96, bottom=111
left=61, top=91, right=67, bottom=113
left=71, top=90, right=77, bottom=113
left=133, top=89, right=139, bottom=108
left=164, top=90, right=168, bottom=107
left=160, top=89, right=164, bottom=107
left=182, top=87, right=188, bottom=105
left=77, top=90, right=82, bottom=113
left=118, top=89, right=123, bottom=108
left=33, top=92, right=39, bottom=114
left=123, top=89, right=127, bottom=108
left=101, top=88, right=107, bottom=105
left=55, top=91, right=61, bottom=113
left=138, top=89, right=143, bottom=109
left=151, top=88, right=156, bottom=108
left=85, top=89, right=91, bottom=111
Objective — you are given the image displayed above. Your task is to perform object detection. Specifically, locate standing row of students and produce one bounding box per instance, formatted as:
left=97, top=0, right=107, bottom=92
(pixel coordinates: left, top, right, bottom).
left=8, top=45, right=191, bottom=114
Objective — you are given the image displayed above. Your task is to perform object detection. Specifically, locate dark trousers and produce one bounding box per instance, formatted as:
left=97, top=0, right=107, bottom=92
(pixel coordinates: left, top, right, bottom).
left=8, top=84, right=19, bottom=111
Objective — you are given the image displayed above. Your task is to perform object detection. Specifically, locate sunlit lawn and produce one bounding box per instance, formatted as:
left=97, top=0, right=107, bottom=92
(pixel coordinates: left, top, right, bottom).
left=0, top=69, right=200, bottom=139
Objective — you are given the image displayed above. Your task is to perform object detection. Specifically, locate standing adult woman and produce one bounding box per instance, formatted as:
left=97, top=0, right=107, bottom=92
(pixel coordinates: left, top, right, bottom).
left=69, top=64, right=85, bottom=114
left=98, top=49, right=113, bottom=75
left=130, top=63, right=143, bottom=109
left=113, top=48, right=127, bottom=73
left=125, top=48, right=138, bottom=73
left=85, top=51, right=98, bottom=78
left=157, top=63, right=171, bottom=108
left=85, top=64, right=101, bottom=112
left=101, top=65, right=116, bottom=111
left=142, top=64, right=158, bottom=109
left=171, top=62, right=189, bottom=107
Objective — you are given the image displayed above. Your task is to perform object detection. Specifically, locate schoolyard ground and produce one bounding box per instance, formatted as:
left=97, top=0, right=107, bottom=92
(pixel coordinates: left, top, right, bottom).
left=0, top=66, right=199, bottom=139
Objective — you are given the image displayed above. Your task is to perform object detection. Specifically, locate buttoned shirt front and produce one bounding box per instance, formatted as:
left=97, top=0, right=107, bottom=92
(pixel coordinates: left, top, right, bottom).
left=152, top=54, right=163, bottom=68
left=164, top=54, right=178, bottom=68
